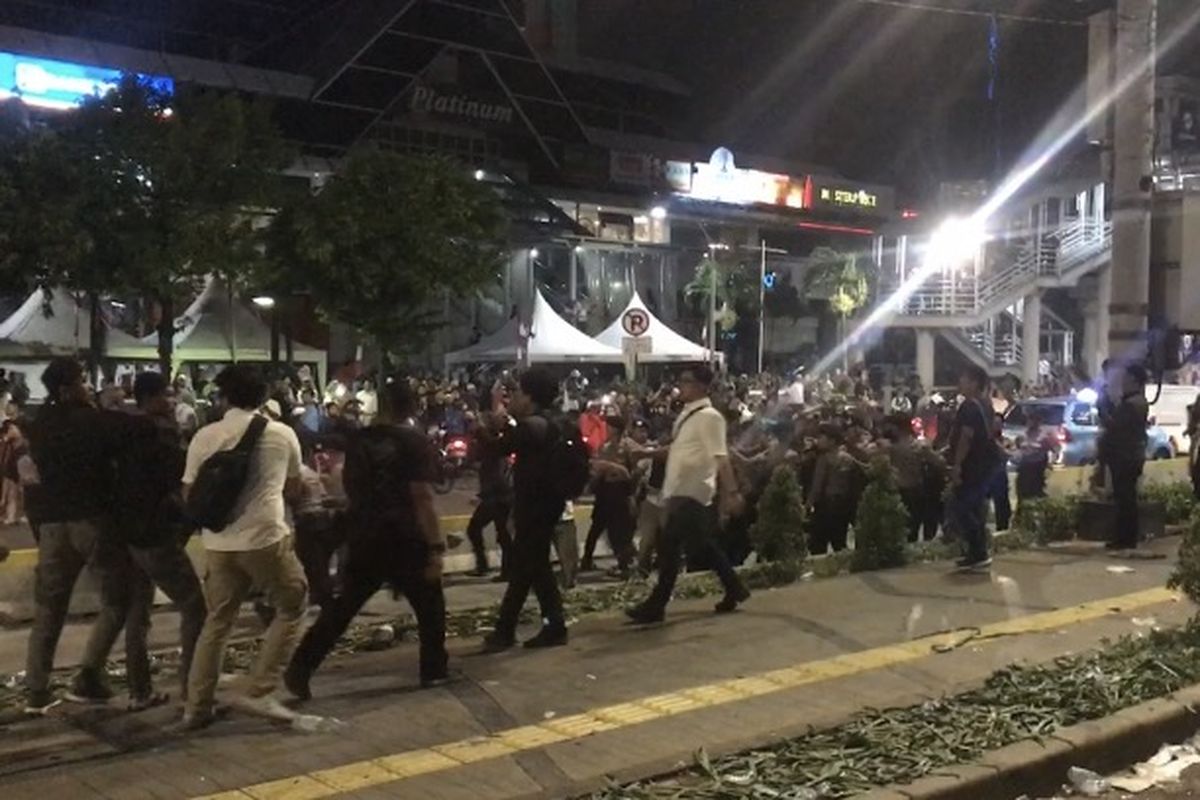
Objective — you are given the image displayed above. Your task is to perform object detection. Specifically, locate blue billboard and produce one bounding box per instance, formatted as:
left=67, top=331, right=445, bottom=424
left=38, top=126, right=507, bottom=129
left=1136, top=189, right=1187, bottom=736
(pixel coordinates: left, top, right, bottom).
left=0, top=51, right=173, bottom=110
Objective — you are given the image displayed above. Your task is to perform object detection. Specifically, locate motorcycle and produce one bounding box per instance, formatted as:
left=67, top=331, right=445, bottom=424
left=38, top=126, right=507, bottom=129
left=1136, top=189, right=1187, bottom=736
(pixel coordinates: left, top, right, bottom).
left=433, top=430, right=471, bottom=495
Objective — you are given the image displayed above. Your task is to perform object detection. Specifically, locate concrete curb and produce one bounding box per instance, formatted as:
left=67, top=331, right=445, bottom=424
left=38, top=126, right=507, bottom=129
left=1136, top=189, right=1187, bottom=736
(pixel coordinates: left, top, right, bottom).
left=860, top=684, right=1200, bottom=800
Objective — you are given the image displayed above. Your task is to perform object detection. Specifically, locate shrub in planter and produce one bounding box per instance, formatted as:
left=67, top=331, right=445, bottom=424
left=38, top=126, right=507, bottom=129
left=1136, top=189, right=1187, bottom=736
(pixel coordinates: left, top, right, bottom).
left=750, top=465, right=807, bottom=564
left=1141, top=481, right=1194, bottom=526
left=851, top=457, right=909, bottom=572
left=1013, top=496, right=1079, bottom=545
left=1169, top=509, right=1200, bottom=606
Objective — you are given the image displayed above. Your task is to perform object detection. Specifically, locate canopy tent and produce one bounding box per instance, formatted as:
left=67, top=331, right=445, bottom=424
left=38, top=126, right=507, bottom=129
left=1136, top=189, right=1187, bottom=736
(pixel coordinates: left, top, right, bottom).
left=595, top=291, right=719, bottom=363
left=0, top=288, right=153, bottom=360
left=146, top=277, right=327, bottom=385
left=446, top=289, right=623, bottom=365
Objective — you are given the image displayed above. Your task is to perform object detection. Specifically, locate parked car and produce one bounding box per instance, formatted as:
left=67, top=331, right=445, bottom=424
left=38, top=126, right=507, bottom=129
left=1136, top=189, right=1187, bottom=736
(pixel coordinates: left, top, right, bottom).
left=1001, top=395, right=1174, bottom=467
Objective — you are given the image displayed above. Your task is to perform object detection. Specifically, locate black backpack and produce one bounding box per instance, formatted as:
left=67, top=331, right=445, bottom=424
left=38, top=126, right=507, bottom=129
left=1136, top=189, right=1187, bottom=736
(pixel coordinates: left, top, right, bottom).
left=546, top=416, right=591, bottom=501
left=186, top=416, right=267, bottom=532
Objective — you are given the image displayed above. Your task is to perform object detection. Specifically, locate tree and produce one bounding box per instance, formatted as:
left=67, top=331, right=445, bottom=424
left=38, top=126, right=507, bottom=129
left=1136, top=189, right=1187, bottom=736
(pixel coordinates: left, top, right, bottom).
left=270, top=149, right=505, bottom=360
left=0, top=77, right=294, bottom=374
left=804, top=247, right=876, bottom=370
left=850, top=457, right=910, bottom=573
left=750, top=465, right=807, bottom=564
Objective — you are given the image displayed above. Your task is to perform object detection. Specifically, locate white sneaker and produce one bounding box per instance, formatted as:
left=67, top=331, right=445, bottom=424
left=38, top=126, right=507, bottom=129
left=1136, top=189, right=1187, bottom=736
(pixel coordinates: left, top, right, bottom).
left=228, top=693, right=296, bottom=722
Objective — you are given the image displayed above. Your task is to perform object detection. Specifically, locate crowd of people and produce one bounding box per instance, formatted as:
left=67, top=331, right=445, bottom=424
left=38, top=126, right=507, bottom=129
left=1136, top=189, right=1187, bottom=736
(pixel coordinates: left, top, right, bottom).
left=9, top=349, right=1158, bottom=729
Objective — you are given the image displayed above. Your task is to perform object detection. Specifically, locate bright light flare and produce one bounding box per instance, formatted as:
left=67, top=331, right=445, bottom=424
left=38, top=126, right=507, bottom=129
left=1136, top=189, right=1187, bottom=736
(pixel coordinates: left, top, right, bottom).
left=650, top=205, right=668, bottom=220
left=252, top=295, right=276, bottom=309
left=807, top=3, right=1200, bottom=383
left=925, top=216, right=987, bottom=271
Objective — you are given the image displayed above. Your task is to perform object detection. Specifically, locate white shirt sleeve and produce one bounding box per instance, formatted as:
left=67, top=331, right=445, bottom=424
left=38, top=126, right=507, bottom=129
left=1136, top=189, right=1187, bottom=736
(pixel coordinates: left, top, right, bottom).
left=700, top=409, right=728, bottom=459
left=282, top=425, right=303, bottom=480
left=182, top=431, right=210, bottom=485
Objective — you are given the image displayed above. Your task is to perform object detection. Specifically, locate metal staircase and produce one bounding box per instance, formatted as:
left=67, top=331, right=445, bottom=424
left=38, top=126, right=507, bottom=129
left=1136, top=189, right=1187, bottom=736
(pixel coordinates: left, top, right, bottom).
left=883, top=208, right=1111, bottom=375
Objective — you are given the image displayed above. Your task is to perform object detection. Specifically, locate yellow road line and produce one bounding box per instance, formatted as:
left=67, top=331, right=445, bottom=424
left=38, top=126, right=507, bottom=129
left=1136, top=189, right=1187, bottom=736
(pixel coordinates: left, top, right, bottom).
left=192, top=586, right=1178, bottom=800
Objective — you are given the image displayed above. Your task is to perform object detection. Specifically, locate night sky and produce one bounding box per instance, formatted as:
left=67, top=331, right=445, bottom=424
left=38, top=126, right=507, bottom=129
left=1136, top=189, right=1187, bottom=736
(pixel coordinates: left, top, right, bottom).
left=574, top=0, right=1188, bottom=202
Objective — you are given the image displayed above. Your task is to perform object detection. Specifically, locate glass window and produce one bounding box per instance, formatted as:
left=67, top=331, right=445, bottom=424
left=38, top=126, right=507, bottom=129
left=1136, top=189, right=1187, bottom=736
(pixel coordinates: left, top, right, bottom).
left=1069, top=403, right=1097, bottom=426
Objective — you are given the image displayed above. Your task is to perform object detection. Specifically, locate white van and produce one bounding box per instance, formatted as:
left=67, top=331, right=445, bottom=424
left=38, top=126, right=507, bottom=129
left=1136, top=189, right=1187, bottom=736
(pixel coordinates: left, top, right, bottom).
left=1146, top=383, right=1200, bottom=457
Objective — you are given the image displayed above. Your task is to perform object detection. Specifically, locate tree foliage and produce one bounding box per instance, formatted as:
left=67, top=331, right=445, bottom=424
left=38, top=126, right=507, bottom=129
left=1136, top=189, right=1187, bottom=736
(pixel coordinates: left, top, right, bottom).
left=804, top=247, right=874, bottom=318
left=750, top=465, right=807, bottom=564
left=851, top=456, right=910, bottom=572
left=0, top=78, right=292, bottom=372
left=270, top=149, right=505, bottom=355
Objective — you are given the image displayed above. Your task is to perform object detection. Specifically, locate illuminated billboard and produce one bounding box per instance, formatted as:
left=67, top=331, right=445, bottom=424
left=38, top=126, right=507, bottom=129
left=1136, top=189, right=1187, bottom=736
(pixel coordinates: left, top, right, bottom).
left=0, top=51, right=174, bottom=111
left=670, top=148, right=806, bottom=209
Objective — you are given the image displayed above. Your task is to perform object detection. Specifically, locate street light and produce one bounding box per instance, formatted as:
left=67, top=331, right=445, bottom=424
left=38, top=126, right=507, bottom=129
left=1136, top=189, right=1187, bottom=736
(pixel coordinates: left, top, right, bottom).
left=252, top=295, right=276, bottom=309
left=925, top=216, right=987, bottom=271
left=473, top=169, right=485, bottom=181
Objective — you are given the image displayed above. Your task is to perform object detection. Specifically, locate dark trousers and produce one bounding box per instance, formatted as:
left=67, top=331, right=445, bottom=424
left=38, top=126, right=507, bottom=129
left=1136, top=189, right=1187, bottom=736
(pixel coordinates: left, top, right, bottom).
left=644, top=498, right=746, bottom=613
left=124, top=539, right=206, bottom=700
left=947, top=479, right=989, bottom=562
left=465, top=497, right=512, bottom=573
left=988, top=469, right=1012, bottom=532
left=294, top=512, right=347, bottom=607
left=583, top=482, right=635, bottom=568
left=290, top=537, right=447, bottom=683
left=494, top=504, right=566, bottom=637
left=810, top=498, right=854, bottom=554
left=899, top=488, right=921, bottom=543
left=1110, top=459, right=1143, bottom=548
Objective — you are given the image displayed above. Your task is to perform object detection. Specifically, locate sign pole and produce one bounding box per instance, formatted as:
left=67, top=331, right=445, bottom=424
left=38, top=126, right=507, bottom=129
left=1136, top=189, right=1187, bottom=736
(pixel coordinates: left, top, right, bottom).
left=758, top=239, right=766, bottom=375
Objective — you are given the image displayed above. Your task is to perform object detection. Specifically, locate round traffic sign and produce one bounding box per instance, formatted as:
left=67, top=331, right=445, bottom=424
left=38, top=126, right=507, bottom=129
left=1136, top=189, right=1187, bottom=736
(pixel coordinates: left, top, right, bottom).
left=621, top=308, right=650, bottom=337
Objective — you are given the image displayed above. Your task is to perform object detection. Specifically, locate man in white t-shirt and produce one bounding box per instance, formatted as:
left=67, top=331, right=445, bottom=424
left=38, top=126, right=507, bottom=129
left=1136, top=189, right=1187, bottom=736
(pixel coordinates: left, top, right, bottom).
left=181, top=365, right=307, bottom=729
left=627, top=365, right=749, bottom=623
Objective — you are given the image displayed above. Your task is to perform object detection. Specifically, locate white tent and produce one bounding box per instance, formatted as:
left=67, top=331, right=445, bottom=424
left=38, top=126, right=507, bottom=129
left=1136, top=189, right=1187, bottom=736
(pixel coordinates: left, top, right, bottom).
left=0, top=288, right=153, bottom=360
left=146, top=277, right=327, bottom=384
left=596, top=291, right=717, bottom=363
left=446, top=290, right=623, bottom=365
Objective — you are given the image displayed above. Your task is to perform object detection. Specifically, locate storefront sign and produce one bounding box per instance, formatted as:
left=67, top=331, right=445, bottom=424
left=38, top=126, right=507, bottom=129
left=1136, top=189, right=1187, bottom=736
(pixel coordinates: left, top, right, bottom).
left=610, top=150, right=653, bottom=186
left=674, top=147, right=805, bottom=209
left=808, top=176, right=894, bottom=217
left=0, top=51, right=173, bottom=111
left=409, top=85, right=513, bottom=124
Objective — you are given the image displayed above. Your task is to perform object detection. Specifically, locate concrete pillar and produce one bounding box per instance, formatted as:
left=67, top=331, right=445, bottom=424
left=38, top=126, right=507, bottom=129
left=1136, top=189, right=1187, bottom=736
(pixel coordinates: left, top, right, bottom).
left=1096, top=264, right=1112, bottom=370
left=1023, top=292, right=1042, bottom=388
left=1082, top=300, right=1100, bottom=378
left=916, top=329, right=935, bottom=392
left=1107, top=0, right=1156, bottom=361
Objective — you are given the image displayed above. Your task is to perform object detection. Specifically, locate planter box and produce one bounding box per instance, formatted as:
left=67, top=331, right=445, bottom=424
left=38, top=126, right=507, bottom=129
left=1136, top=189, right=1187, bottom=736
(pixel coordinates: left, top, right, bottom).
left=1077, top=499, right=1165, bottom=542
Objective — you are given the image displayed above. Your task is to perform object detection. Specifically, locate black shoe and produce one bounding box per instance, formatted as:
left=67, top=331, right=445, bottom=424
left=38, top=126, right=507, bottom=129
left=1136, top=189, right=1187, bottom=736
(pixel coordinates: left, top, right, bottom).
left=469, top=565, right=490, bottom=577
left=481, top=632, right=516, bottom=653
left=956, top=556, right=993, bottom=571
left=523, top=627, right=568, bottom=649
left=283, top=665, right=312, bottom=702
left=64, top=670, right=114, bottom=705
left=625, top=605, right=665, bottom=625
left=420, top=668, right=455, bottom=689
left=23, top=690, right=60, bottom=716
left=714, top=586, right=751, bottom=614
left=490, top=573, right=510, bottom=584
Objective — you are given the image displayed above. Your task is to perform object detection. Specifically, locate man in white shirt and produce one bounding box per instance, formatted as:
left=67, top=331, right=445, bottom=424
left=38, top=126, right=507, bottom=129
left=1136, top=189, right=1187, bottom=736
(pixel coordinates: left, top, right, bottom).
left=180, top=365, right=307, bottom=729
left=627, top=365, right=749, bottom=623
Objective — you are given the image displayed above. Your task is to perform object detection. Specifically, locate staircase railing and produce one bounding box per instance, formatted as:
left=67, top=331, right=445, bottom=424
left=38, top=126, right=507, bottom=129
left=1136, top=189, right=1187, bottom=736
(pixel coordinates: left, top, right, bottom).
left=889, top=217, right=1112, bottom=319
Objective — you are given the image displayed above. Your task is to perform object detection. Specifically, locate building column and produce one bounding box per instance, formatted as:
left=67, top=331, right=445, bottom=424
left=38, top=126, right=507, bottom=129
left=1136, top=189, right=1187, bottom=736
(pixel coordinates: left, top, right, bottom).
left=1096, top=264, right=1112, bottom=372
left=916, top=329, right=935, bottom=392
left=1022, top=292, right=1042, bottom=388
left=1082, top=299, right=1100, bottom=378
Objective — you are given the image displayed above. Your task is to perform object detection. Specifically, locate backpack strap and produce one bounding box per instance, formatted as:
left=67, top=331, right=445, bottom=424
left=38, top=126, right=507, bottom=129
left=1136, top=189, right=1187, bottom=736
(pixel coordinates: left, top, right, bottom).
left=234, top=415, right=268, bottom=453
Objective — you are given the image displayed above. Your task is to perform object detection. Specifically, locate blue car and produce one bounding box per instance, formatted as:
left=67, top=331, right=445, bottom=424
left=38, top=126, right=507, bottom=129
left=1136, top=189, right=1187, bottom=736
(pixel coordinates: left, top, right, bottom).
left=1001, top=396, right=1174, bottom=467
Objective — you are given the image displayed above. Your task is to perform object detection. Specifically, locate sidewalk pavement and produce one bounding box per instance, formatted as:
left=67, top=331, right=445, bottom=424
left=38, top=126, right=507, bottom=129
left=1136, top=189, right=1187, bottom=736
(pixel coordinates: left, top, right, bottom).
left=0, top=538, right=1188, bottom=800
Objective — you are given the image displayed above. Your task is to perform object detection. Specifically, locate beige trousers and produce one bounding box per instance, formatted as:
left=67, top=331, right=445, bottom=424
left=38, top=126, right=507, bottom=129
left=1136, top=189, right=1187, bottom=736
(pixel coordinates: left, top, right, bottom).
left=186, top=537, right=308, bottom=716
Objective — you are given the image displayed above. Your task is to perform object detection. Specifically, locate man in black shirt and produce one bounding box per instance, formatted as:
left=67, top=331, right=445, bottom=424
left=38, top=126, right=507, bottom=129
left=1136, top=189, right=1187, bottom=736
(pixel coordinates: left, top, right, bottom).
left=1099, top=362, right=1149, bottom=550
left=23, top=358, right=127, bottom=714
left=482, top=368, right=569, bottom=651
left=105, top=372, right=206, bottom=709
left=465, top=412, right=513, bottom=578
left=946, top=366, right=1001, bottom=571
left=285, top=378, right=448, bottom=697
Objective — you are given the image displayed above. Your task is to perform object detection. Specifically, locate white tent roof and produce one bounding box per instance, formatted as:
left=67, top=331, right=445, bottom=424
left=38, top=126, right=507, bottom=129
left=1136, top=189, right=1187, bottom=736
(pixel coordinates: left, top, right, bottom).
left=145, top=277, right=326, bottom=365
left=596, top=291, right=716, bottom=363
left=0, top=288, right=154, bottom=359
left=447, top=290, right=623, bottom=365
